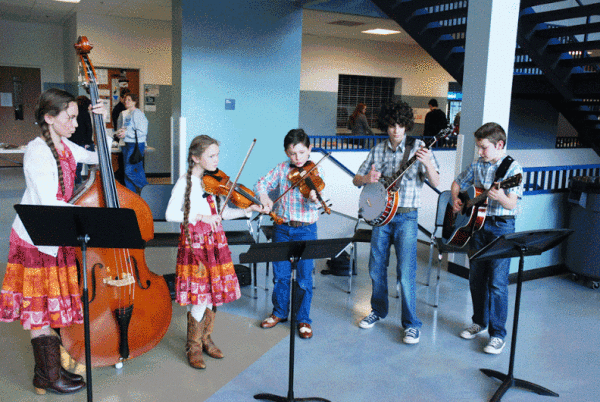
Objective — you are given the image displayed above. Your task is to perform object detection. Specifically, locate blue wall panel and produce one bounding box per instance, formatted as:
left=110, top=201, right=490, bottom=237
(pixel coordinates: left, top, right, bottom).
left=180, top=0, right=303, bottom=181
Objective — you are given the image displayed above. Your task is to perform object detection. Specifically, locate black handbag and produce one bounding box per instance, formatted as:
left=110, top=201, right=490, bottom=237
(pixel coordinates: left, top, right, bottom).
left=129, top=122, right=144, bottom=164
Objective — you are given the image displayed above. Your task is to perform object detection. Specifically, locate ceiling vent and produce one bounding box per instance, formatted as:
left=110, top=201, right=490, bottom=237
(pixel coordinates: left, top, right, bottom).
left=328, top=20, right=365, bottom=27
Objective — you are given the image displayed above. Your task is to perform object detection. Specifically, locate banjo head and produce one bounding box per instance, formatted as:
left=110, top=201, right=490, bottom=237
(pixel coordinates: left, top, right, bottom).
left=358, top=182, right=389, bottom=221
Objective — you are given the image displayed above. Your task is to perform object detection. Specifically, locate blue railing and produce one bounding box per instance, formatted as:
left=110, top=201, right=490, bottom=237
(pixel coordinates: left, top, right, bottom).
left=309, top=135, right=457, bottom=151
left=523, top=164, right=600, bottom=195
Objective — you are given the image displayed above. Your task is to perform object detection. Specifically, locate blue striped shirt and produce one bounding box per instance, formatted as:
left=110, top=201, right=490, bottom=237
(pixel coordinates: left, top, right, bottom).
left=454, top=155, right=524, bottom=217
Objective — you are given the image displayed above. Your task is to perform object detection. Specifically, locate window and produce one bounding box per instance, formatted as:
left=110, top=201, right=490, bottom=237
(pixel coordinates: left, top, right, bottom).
left=336, top=74, right=397, bottom=129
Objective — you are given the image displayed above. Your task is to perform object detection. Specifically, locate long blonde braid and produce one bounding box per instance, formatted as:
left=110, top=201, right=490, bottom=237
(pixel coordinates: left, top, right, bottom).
left=182, top=135, right=219, bottom=270
left=35, top=89, right=75, bottom=198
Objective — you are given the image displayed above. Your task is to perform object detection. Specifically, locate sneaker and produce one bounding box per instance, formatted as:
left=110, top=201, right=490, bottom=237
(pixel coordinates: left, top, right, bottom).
left=359, top=312, right=381, bottom=329
left=460, top=323, right=486, bottom=339
left=483, top=337, right=505, bottom=354
left=403, top=328, right=420, bottom=344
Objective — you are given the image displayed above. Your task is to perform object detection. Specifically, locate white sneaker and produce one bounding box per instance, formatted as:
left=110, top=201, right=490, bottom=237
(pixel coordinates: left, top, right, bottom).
left=484, top=337, right=505, bottom=354
left=460, top=323, right=486, bottom=339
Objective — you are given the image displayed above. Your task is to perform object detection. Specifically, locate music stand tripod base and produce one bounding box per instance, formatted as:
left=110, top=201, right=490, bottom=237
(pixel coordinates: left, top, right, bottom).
left=470, top=229, right=572, bottom=402
left=241, top=238, right=352, bottom=402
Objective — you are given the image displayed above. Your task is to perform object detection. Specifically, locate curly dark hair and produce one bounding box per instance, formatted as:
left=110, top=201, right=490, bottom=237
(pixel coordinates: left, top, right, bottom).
left=377, top=101, right=414, bottom=132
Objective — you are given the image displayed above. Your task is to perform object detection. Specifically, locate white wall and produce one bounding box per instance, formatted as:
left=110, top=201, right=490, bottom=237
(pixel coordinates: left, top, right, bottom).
left=300, top=34, right=454, bottom=97
left=77, top=13, right=172, bottom=92
left=0, top=19, right=65, bottom=84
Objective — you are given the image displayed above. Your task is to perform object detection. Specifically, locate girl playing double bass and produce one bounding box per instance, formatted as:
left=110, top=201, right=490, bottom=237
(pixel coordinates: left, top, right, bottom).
left=0, top=88, right=104, bottom=395
left=165, top=135, right=263, bottom=370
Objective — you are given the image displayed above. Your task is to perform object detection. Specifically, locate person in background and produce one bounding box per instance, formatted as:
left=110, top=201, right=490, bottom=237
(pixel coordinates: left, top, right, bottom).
left=353, top=101, right=440, bottom=345
left=452, top=122, right=523, bottom=355
left=116, top=93, right=148, bottom=194
left=423, top=98, right=448, bottom=138
left=165, top=135, right=263, bottom=369
left=348, top=103, right=373, bottom=148
left=111, top=87, right=130, bottom=137
left=70, top=95, right=94, bottom=185
left=0, top=88, right=104, bottom=395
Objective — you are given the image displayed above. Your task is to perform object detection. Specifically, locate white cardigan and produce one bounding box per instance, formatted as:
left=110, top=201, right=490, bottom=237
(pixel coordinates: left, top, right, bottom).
left=12, top=137, right=99, bottom=257
left=165, top=174, right=250, bottom=224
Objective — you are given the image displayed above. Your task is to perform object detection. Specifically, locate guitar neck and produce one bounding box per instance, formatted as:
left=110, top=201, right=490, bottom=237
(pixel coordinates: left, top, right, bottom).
left=465, top=186, right=494, bottom=208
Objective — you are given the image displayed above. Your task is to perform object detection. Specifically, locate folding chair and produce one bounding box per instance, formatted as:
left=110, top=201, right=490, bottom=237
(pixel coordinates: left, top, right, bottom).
left=426, top=190, right=469, bottom=307
left=347, top=219, right=371, bottom=294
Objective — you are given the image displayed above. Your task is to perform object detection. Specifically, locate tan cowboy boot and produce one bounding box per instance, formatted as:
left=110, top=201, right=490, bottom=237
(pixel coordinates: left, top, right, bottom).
left=201, top=307, right=224, bottom=359
left=186, top=312, right=206, bottom=369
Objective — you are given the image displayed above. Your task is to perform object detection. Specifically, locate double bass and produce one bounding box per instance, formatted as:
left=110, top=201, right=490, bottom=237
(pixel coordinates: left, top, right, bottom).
left=60, top=37, right=172, bottom=367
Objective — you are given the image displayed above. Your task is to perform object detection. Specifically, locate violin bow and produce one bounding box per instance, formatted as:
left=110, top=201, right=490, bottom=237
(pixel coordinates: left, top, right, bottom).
left=219, top=139, right=257, bottom=217
left=271, top=152, right=331, bottom=206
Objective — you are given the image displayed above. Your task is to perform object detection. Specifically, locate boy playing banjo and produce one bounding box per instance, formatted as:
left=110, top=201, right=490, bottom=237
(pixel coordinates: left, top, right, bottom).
left=352, top=101, right=439, bottom=344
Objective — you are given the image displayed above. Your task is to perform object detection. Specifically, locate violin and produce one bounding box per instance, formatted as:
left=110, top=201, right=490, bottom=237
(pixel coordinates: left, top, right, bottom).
left=287, top=161, right=331, bottom=214
left=202, top=169, right=284, bottom=225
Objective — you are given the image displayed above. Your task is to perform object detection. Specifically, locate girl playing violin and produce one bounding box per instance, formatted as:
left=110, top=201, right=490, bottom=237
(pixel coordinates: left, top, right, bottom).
left=0, top=88, right=105, bottom=395
left=165, top=135, right=263, bottom=370
left=255, top=129, right=322, bottom=340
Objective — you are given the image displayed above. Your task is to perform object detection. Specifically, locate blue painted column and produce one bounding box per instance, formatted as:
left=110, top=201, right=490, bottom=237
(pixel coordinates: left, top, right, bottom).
left=451, top=0, right=521, bottom=269
left=172, top=0, right=303, bottom=180
left=457, top=0, right=521, bottom=171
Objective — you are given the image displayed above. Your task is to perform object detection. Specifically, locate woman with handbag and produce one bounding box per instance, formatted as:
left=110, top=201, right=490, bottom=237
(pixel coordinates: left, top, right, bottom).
left=116, top=93, right=148, bottom=193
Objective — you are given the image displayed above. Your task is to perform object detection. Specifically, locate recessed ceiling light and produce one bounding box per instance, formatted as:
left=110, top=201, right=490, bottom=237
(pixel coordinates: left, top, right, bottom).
left=362, top=28, right=400, bottom=35
left=53, top=0, right=81, bottom=3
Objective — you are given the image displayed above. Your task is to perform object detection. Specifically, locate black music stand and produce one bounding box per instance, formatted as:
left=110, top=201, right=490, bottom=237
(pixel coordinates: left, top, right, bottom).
left=14, top=204, right=144, bottom=402
left=240, top=237, right=353, bottom=402
left=470, top=229, right=573, bottom=402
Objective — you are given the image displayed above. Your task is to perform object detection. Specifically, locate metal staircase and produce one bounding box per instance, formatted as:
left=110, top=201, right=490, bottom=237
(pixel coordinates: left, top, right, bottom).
left=372, top=0, right=600, bottom=153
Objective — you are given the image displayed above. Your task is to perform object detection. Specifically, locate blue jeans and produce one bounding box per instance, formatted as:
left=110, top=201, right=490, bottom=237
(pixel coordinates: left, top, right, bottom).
left=469, top=217, right=516, bottom=339
left=122, top=142, right=148, bottom=192
left=271, top=223, right=317, bottom=324
left=368, top=209, right=421, bottom=329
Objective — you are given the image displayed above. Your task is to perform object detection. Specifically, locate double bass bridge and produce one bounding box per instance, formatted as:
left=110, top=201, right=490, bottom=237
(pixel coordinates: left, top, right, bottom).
left=103, top=273, right=136, bottom=287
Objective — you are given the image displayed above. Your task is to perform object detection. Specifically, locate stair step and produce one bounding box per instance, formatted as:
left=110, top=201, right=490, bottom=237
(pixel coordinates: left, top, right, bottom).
left=558, top=56, right=600, bottom=68
left=534, top=21, right=600, bottom=39
left=426, top=23, right=466, bottom=37
left=520, top=0, right=570, bottom=8
left=547, top=40, right=600, bottom=54
left=520, top=4, right=599, bottom=25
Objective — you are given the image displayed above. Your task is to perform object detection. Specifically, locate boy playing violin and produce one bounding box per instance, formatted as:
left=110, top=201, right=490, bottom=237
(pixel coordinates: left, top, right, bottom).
left=255, top=129, right=322, bottom=339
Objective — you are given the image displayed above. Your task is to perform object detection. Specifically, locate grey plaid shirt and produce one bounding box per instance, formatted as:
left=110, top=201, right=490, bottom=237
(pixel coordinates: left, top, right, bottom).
left=356, top=137, right=439, bottom=208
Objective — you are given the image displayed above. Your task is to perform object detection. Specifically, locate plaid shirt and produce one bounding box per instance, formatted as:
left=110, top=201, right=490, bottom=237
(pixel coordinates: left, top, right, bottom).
left=454, top=155, right=524, bottom=217
left=255, top=160, right=321, bottom=224
left=356, top=137, right=439, bottom=208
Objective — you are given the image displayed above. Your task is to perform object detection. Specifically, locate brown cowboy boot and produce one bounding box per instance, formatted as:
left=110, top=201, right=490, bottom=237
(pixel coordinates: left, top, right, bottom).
left=31, top=335, right=86, bottom=395
left=186, top=312, right=206, bottom=369
left=201, top=307, right=224, bottom=359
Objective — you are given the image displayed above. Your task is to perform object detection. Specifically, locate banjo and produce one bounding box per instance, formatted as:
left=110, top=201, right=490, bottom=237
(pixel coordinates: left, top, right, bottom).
left=358, top=130, right=450, bottom=226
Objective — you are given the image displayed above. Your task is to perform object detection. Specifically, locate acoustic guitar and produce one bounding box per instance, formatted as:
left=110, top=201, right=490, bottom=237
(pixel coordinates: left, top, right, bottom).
left=442, top=173, right=522, bottom=247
